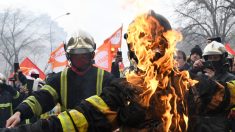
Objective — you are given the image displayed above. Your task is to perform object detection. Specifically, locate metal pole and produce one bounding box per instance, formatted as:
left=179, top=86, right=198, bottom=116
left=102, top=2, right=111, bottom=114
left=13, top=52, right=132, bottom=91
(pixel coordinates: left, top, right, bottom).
left=50, top=12, right=70, bottom=53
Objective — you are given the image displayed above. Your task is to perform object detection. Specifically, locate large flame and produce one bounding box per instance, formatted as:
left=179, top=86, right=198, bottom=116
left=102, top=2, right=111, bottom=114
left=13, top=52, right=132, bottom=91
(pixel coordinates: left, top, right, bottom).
left=125, top=12, right=197, bottom=132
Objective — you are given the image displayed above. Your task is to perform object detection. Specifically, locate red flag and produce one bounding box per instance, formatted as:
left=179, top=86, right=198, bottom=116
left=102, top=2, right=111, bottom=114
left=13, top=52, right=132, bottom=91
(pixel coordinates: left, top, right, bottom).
left=225, top=43, right=235, bottom=55
left=107, top=26, right=123, bottom=49
left=94, top=26, right=123, bottom=72
left=94, top=43, right=112, bottom=72
left=48, top=43, right=68, bottom=72
left=20, top=57, right=46, bottom=80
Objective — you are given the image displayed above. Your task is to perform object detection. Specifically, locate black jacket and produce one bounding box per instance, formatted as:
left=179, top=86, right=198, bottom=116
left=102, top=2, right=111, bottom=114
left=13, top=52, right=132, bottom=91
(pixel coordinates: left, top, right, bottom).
left=15, top=66, right=114, bottom=120
left=0, top=85, right=22, bottom=128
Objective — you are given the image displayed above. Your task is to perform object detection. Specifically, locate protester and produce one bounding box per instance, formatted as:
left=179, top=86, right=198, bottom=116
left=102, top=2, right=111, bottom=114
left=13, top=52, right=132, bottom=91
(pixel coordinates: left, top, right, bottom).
left=174, top=50, right=190, bottom=71
left=189, top=41, right=235, bottom=131
left=111, top=51, right=123, bottom=78
left=6, top=30, right=114, bottom=128
left=1, top=10, right=196, bottom=132
left=187, top=45, right=202, bottom=68
left=233, top=57, right=235, bottom=74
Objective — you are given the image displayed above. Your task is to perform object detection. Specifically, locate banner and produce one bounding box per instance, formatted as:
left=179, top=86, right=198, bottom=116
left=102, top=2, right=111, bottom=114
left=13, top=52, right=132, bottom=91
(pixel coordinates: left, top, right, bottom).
left=94, top=26, right=123, bottom=72
left=94, top=43, right=112, bottom=72
left=20, top=57, right=46, bottom=80
left=225, top=43, right=235, bottom=55
left=109, top=26, right=123, bottom=49
left=48, top=43, right=68, bottom=72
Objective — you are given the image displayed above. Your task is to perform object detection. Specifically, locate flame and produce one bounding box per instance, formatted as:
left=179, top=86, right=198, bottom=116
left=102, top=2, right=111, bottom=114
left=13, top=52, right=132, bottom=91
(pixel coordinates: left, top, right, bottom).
left=125, top=12, right=197, bottom=132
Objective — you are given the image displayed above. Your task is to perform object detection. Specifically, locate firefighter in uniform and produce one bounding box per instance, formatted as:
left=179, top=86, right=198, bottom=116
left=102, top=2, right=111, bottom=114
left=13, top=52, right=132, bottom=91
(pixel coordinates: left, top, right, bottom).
left=188, top=41, right=235, bottom=131
left=1, top=10, right=190, bottom=132
left=0, top=73, right=22, bottom=128
left=6, top=30, right=114, bottom=128
left=4, top=10, right=235, bottom=132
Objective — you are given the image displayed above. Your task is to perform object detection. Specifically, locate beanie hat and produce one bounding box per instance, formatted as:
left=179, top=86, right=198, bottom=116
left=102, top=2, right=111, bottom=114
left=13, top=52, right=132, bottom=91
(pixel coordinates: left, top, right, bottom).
left=207, top=37, right=222, bottom=43
left=190, top=45, right=202, bottom=57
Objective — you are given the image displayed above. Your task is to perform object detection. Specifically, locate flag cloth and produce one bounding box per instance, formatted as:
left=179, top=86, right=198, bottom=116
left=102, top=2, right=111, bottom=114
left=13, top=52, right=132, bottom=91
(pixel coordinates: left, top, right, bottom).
left=20, top=57, right=46, bottom=80
left=48, top=43, right=68, bottom=72
left=109, top=26, right=123, bottom=49
left=94, top=26, right=123, bottom=72
left=225, top=43, right=235, bottom=55
left=94, top=43, right=112, bottom=72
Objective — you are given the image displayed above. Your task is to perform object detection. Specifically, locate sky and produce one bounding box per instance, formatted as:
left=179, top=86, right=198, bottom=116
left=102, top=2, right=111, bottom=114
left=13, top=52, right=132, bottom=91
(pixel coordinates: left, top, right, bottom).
left=0, top=0, right=180, bottom=66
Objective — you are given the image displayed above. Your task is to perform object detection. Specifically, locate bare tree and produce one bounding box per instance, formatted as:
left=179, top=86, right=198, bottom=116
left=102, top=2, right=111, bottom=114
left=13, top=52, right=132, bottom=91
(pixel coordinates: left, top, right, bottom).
left=175, top=0, right=235, bottom=52
left=0, top=8, right=47, bottom=75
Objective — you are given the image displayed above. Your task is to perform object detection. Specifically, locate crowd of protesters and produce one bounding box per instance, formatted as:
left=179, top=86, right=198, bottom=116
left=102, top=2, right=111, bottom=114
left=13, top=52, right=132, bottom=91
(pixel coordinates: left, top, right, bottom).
left=0, top=11, right=235, bottom=132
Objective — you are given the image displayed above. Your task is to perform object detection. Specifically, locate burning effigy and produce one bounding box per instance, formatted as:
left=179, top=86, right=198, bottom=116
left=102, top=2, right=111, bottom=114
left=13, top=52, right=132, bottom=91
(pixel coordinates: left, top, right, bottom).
left=121, top=10, right=197, bottom=132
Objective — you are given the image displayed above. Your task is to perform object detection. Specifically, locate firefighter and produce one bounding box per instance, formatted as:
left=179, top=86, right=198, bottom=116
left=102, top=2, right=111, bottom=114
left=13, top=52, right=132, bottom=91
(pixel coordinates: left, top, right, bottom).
left=1, top=10, right=194, bottom=132
left=189, top=41, right=235, bottom=131
left=6, top=29, right=114, bottom=128
left=0, top=73, right=22, bottom=128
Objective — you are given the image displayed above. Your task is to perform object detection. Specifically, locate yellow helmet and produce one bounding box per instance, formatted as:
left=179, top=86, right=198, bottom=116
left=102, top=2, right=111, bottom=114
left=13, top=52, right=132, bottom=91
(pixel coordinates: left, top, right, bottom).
left=202, top=41, right=227, bottom=57
left=66, top=30, right=96, bottom=54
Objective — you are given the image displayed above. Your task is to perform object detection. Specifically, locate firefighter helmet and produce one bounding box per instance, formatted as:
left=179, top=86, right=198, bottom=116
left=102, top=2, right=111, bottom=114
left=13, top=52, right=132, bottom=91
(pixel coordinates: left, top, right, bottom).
left=202, top=41, right=227, bottom=57
left=66, top=30, right=96, bottom=54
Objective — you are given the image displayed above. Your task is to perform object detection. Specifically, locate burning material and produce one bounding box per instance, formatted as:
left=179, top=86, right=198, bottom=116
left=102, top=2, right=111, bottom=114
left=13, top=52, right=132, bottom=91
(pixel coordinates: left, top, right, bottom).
left=125, top=10, right=197, bottom=132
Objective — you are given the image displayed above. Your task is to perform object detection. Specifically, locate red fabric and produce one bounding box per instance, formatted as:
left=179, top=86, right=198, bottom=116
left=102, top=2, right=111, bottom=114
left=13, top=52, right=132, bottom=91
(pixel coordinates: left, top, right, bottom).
left=48, top=43, right=68, bottom=71
left=225, top=43, right=235, bottom=55
left=108, top=26, right=123, bottom=49
left=94, top=43, right=112, bottom=72
left=20, top=57, right=46, bottom=80
left=94, top=26, right=123, bottom=72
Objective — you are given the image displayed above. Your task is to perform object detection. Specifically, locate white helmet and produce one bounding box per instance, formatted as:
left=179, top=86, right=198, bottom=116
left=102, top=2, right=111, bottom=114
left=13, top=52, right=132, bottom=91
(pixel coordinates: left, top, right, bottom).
left=0, top=73, right=6, bottom=84
left=202, top=41, right=227, bottom=57
left=66, top=30, right=96, bottom=54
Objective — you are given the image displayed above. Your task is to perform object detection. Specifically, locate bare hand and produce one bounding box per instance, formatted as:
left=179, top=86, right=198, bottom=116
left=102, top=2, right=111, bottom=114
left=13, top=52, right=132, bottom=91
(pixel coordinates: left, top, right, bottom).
left=193, top=59, right=204, bottom=69
left=6, top=112, right=21, bottom=128
left=203, top=68, right=215, bottom=78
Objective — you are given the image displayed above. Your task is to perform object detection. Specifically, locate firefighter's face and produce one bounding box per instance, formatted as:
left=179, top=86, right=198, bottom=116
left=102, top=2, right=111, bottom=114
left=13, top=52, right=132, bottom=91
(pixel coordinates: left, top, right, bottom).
left=70, top=52, right=94, bottom=70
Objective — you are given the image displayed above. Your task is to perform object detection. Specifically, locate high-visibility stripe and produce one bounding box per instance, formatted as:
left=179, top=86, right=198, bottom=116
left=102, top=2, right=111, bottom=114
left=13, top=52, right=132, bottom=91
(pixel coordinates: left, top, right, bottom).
left=25, top=119, right=30, bottom=124
left=85, top=95, right=117, bottom=123
left=41, top=85, right=59, bottom=103
left=69, top=110, right=88, bottom=132
left=85, top=95, right=110, bottom=112
left=227, top=80, right=235, bottom=106
left=60, top=68, right=104, bottom=110
left=58, top=111, right=76, bottom=132
left=96, top=69, right=104, bottom=95
left=23, top=96, right=42, bottom=116
left=0, top=103, right=11, bottom=108
left=13, top=91, right=20, bottom=99
left=61, top=68, right=68, bottom=111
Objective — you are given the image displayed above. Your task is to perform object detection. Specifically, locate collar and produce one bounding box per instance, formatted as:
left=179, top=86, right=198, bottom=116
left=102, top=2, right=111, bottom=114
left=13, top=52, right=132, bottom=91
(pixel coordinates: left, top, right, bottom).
left=71, top=65, right=92, bottom=76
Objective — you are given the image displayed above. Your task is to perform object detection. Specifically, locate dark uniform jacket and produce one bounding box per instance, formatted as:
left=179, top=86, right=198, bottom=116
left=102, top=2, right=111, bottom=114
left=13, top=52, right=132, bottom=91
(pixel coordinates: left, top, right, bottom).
left=15, top=66, right=114, bottom=121
left=0, top=87, right=22, bottom=128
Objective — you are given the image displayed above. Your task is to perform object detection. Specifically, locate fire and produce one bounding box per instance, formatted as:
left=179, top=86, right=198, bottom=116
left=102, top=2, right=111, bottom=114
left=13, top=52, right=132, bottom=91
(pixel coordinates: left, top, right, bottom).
left=125, top=11, right=197, bottom=132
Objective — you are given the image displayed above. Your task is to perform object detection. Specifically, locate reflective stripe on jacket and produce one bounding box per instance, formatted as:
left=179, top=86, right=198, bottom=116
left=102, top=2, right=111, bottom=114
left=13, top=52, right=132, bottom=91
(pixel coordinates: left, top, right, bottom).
left=60, top=68, right=104, bottom=111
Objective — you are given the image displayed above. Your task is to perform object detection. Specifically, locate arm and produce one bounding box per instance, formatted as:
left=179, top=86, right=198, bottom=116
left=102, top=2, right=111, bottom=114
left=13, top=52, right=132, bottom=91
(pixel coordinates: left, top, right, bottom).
left=6, top=73, right=61, bottom=128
